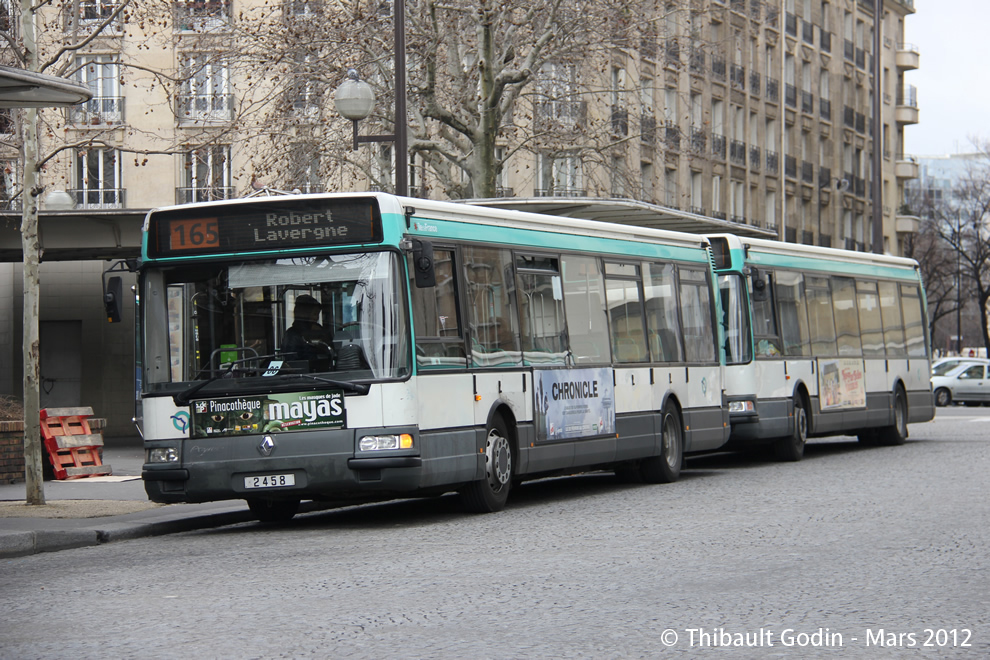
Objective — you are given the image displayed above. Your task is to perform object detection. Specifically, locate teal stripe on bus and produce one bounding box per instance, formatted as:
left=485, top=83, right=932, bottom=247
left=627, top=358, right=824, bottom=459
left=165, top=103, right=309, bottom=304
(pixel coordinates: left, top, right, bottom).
left=389, top=213, right=711, bottom=264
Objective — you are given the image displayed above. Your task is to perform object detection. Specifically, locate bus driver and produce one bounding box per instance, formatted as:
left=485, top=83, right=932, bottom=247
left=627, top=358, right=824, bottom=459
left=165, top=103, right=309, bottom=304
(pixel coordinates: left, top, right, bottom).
left=282, top=294, right=334, bottom=370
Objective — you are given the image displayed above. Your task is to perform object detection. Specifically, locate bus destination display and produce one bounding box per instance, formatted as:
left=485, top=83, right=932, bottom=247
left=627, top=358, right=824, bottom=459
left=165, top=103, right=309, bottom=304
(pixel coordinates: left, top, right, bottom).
left=149, top=197, right=382, bottom=257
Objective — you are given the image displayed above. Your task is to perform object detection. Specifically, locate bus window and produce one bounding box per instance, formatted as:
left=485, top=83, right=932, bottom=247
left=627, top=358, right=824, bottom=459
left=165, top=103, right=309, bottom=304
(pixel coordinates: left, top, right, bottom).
left=749, top=270, right=781, bottom=357
left=878, top=280, right=906, bottom=356
left=776, top=270, right=810, bottom=356
left=409, top=248, right=466, bottom=369
left=832, top=277, right=862, bottom=356
left=644, top=262, right=683, bottom=362
left=901, top=284, right=927, bottom=357
left=718, top=273, right=752, bottom=364
left=856, top=280, right=885, bottom=357
left=806, top=276, right=837, bottom=356
left=604, top=262, right=649, bottom=363
left=516, top=255, right=567, bottom=365
left=463, top=246, right=521, bottom=368
left=679, top=266, right=717, bottom=363
left=563, top=256, right=610, bottom=364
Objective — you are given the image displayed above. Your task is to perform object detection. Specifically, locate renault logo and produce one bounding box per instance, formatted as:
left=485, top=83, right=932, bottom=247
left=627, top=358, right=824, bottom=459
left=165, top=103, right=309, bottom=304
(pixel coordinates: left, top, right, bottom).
left=258, top=435, right=276, bottom=457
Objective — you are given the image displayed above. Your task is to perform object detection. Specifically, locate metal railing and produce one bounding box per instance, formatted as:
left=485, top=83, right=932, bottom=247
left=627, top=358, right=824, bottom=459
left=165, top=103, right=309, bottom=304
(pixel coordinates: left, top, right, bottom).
left=176, top=186, right=234, bottom=204
left=69, top=97, right=124, bottom=125
left=69, top=188, right=125, bottom=209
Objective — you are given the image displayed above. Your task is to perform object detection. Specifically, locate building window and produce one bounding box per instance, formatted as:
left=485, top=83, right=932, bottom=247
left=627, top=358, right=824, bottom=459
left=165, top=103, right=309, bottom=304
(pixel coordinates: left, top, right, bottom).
left=74, top=0, right=123, bottom=31
left=534, top=62, right=584, bottom=128
left=70, top=56, right=123, bottom=125
left=536, top=153, right=583, bottom=197
left=179, top=54, right=231, bottom=122
left=180, top=145, right=232, bottom=204
left=73, top=148, right=123, bottom=208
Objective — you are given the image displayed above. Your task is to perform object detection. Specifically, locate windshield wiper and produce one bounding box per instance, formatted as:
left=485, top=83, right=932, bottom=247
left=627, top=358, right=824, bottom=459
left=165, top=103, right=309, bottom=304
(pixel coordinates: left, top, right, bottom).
left=173, top=354, right=279, bottom=406
left=273, top=373, right=370, bottom=395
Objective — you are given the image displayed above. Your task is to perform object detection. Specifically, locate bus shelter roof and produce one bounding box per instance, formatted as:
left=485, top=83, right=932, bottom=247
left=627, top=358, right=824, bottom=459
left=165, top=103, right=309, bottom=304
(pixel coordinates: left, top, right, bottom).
left=465, top=197, right=777, bottom=239
left=0, top=65, right=93, bottom=108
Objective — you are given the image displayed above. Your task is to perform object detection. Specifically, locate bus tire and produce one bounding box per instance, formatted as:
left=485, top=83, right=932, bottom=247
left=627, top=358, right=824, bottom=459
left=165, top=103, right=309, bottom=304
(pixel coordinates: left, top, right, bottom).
left=878, top=388, right=908, bottom=446
left=460, top=416, right=513, bottom=513
left=774, top=395, right=807, bottom=462
left=247, top=497, right=300, bottom=523
left=640, top=402, right=683, bottom=484
left=934, top=387, right=952, bottom=407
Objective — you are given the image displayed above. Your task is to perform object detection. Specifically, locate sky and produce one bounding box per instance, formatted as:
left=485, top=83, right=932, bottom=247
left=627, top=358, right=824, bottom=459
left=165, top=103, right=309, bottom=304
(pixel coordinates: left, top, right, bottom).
left=904, top=0, right=990, bottom=156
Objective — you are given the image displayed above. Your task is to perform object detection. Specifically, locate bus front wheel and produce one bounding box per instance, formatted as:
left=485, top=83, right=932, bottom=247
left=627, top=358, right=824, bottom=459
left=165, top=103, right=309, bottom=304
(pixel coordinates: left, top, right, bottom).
left=774, top=396, right=807, bottom=462
left=460, top=416, right=513, bottom=513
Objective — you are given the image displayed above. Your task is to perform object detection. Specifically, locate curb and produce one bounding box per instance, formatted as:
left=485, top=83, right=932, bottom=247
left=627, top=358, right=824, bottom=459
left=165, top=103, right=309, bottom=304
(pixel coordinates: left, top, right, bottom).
left=0, top=509, right=257, bottom=559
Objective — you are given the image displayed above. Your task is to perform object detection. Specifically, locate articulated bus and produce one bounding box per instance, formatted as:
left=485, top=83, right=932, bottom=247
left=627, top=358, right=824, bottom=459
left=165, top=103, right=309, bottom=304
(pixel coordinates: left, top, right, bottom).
left=709, top=234, right=935, bottom=460
left=119, top=193, right=730, bottom=521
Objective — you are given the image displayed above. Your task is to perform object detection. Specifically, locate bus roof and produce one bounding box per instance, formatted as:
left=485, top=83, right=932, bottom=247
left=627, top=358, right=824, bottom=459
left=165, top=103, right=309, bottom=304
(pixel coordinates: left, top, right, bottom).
left=708, top=232, right=919, bottom=270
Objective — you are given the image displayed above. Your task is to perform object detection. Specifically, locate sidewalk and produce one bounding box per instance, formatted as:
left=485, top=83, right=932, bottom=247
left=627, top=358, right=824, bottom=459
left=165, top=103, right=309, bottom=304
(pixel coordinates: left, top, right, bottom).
left=0, top=440, right=258, bottom=558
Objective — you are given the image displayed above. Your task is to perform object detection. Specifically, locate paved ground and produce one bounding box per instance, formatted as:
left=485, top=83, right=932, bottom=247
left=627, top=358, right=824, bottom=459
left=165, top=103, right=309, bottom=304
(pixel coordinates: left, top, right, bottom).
left=0, top=441, right=259, bottom=557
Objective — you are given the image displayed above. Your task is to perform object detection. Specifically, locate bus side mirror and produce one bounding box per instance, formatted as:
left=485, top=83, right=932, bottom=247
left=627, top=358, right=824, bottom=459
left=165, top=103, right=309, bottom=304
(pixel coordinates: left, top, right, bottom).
left=411, top=239, right=436, bottom=288
left=104, top=275, right=123, bottom=323
left=750, top=267, right=769, bottom=303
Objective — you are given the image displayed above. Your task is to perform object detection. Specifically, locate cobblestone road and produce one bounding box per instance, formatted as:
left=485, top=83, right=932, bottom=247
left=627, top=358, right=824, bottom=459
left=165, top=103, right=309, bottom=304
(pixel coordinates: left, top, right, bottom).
left=2, top=409, right=988, bottom=658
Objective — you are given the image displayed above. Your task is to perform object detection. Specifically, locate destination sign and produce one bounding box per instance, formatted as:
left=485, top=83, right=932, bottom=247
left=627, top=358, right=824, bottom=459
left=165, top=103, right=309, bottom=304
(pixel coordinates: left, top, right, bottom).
left=147, top=197, right=383, bottom=258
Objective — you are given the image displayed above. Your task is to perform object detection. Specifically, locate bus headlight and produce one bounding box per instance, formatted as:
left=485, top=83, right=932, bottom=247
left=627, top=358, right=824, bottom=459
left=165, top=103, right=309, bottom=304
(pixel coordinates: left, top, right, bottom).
left=147, top=447, right=179, bottom=463
left=728, top=400, right=756, bottom=414
left=359, top=434, right=414, bottom=452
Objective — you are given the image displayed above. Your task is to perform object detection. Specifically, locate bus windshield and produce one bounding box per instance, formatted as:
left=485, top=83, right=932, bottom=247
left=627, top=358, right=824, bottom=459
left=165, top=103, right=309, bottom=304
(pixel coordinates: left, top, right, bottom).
left=141, top=251, right=410, bottom=394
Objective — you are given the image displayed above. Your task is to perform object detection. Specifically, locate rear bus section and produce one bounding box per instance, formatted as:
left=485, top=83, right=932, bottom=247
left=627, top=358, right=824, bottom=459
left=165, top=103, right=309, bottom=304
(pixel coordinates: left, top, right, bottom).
left=710, top=234, right=934, bottom=460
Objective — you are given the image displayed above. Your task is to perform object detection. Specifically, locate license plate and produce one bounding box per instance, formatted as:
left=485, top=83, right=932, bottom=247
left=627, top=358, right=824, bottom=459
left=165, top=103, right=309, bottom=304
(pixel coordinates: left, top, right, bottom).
left=244, top=473, right=296, bottom=489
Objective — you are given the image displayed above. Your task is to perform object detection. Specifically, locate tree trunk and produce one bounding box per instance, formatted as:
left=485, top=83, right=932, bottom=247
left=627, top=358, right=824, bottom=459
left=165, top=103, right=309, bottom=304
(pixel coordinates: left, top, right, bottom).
left=20, top=0, right=45, bottom=505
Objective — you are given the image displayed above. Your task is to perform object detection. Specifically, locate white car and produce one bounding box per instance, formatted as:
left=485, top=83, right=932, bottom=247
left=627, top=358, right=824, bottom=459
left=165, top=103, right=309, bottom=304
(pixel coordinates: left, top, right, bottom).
left=931, top=361, right=990, bottom=407
left=931, top=357, right=988, bottom=376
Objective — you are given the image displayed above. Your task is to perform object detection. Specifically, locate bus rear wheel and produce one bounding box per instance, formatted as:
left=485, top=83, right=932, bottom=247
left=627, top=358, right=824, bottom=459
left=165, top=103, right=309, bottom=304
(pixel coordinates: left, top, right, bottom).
left=878, top=389, right=908, bottom=446
left=460, top=416, right=513, bottom=513
left=774, top=396, right=807, bottom=462
left=640, top=402, right=683, bottom=484
left=248, top=497, right=300, bottom=523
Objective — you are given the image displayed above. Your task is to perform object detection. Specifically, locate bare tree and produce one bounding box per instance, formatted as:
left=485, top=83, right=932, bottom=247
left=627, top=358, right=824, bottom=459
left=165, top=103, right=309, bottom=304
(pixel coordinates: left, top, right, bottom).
left=923, top=143, right=990, bottom=355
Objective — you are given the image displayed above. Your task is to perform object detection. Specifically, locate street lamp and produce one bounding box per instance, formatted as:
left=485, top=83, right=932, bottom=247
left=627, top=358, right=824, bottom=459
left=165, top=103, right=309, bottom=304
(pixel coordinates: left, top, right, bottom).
left=332, top=1, right=408, bottom=196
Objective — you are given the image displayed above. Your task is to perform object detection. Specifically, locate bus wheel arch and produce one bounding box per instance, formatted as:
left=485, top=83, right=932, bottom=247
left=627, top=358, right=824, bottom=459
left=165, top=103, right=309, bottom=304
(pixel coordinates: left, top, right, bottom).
left=640, top=396, right=684, bottom=484
left=460, top=406, right=516, bottom=513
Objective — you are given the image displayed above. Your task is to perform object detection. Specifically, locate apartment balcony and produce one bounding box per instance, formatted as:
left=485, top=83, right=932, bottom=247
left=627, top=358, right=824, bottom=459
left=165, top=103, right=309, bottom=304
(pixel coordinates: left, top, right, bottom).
left=176, top=186, right=234, bottom=204
left=896, top=85, right=919, bottom=125
left=896, top=43, right=920, bottom=70
left=640, top=115, right=657, bottom=146
left=895, top=156, right=920, bottom=180
left=534, top=100, right=587, bottom=131
left=896, top=214, right=920, bottom=234
left=664, top=120, right=681, bottom=151
left=178, top=93, right=234, bottom=123
left=729, top=139, right=747, bottom=166
left=68, top=97, right=124, bottom=126
left=712, top=133, right=726, bottom=159
left=68, top=187, right=125, bottom=209
left=534, top=188, right=586, bottom=198
left=610, top=106, right=629, bottom=136
left=175, top=0, right=231, bottom=32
